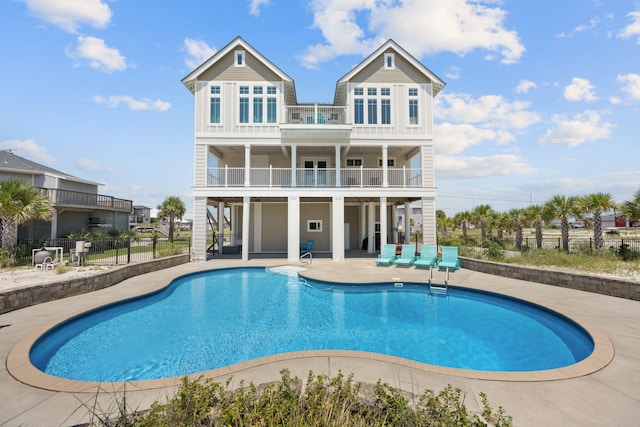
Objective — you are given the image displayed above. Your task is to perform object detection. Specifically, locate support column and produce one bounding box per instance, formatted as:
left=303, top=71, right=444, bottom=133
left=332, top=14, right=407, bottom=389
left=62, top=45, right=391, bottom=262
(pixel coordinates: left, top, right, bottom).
left=217, top=202, right=225, bottom=254
left=367, top=202, right=375, bottom=253
left=253, top=202, right=262, bottom=252
left=392, top=205, right=398, bottom=243
left=404, top=201, right=411, bottom=244
left=242, top=196, right=250, bottom=261
left=360, top=202, right=366, bottom=250
left=382, top=145, right=389, bottom=187
left=421, top=197, right=437, bottom=246
left=192, top=196, right=208, bottom=261
left=335, top=145, right=341, bottom=187
left=288, top=196, right=300, bottom=262
left=230, top=204, right=237, bottom=246
left=244, top=144, right=251, bottom=187
left=332, top=196, right=344, bottom=261
left=380, top=197, right=387, bottom=247
left=291, top=145, right=297, bottom=187
left=50, top=210, right=58, bottom=239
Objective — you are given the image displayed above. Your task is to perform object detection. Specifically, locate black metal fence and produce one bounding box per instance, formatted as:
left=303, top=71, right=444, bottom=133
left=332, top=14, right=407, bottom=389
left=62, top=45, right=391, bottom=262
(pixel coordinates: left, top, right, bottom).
left=17, top=237, right=191, bottom=266
left=464, top=236, right=640, bottom=255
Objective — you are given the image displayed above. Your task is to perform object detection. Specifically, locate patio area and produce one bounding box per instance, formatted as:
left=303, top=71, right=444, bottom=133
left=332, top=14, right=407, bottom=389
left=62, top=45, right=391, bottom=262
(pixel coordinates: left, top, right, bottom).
left=1, top=258, right=639, bottom=426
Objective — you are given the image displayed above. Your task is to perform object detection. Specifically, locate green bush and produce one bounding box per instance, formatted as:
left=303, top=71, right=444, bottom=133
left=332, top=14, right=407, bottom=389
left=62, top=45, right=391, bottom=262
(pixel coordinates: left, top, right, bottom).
left=93, top=370, right=512, bottom=427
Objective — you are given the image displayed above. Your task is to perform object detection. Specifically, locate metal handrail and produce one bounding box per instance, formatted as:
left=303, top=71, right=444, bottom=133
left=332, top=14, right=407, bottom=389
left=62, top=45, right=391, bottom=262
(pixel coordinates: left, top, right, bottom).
left=300, top=251, right=313, bottom=265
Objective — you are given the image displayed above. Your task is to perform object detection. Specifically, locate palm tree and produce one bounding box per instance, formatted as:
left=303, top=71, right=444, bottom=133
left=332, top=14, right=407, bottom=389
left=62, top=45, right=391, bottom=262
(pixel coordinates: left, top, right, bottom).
left=507, top=208, right=526, bottom=250
left=543, top=195, right=579, bottom=252
left=621, top=189, right=640, bottom=226
left=470, top=204, right=494, bottom=239
left=525, top=204, right=544, bottom=249
left=0, top=180, right=52, bottom=256
left=157, top=196, right=186, bottom=242
left=578, top=192, right=617, bottom=249
left=453, top=211, right=471, bottom=238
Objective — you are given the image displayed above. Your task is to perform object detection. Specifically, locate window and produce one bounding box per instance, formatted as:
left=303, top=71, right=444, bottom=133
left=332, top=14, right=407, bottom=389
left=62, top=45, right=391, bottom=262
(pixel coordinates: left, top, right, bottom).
left=267, top=97, right=277, bottom=123
left=354, top=86, right=391, bottom=125
left=235, top=50, right=245, bottom=67
left=238, top=84, right=278, bottom=124
left=239, top=97, right=249, bottom=123
left=354, top=87, right=364, bottom=96
left=408, top=88, right=419, bottom=125
left=345, top=158, right=363, bottom=167
left=307, top=220, right=323, bottom=232
left=384, top=53, right=395, bottom=70
left=209, top=85, right=221, bottom=124
left=378, top=158, right=396, bottom=167
left=354, top=98, right=364, bottom=124
left=367, top=99, right=377, bottom=124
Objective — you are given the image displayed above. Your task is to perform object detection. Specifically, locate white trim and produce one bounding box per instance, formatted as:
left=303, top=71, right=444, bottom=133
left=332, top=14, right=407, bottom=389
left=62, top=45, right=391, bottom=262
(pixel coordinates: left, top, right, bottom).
left=234, top=50, right=245, bottom=67
left=307, top=220, right=323, bottom=232
left=384, top=53, right=395, bottom=70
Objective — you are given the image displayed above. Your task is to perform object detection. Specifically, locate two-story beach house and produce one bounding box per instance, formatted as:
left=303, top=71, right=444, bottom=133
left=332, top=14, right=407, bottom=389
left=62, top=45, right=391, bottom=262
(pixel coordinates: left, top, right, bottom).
left=182, top=37, right=445, bottom=262
left=0, top=150, right=132, bottom=240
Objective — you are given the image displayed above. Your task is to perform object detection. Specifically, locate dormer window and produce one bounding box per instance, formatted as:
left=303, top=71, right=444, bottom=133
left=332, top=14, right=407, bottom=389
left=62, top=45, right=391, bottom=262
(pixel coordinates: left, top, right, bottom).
left=235, top=50, right=245, bottom=67
left=384, top=53, right=395, bottom=70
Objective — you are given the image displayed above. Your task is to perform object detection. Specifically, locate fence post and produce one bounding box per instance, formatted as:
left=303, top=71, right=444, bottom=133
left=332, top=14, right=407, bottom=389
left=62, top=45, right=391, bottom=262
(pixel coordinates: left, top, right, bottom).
left=115, top=242, right=119, bottom=265
left=127, top=237, right=131, bottom=264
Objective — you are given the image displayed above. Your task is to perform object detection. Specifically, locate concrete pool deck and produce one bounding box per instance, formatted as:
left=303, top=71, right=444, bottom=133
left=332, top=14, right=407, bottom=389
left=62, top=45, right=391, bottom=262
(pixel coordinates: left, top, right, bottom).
left=1, top=258, right=639, bottom=426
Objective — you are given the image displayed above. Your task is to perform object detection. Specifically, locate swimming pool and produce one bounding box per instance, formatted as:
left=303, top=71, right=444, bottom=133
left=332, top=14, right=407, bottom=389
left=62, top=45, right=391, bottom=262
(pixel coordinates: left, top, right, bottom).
left=30, top=267, right=594, bottom=382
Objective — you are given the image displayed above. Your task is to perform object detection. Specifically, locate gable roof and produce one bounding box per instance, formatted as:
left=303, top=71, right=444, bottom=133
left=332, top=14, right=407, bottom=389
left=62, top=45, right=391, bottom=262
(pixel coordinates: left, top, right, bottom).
left=181, top=36, right=297, bottom=103
left=334, top=39, right=446, bottom=104
left=0, top=150, right=100, bottom=186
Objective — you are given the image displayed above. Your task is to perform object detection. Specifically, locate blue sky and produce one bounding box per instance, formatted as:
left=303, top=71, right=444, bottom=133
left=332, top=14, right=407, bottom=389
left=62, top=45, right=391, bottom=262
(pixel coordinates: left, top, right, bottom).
left=1, top=0, right=639, bottom=219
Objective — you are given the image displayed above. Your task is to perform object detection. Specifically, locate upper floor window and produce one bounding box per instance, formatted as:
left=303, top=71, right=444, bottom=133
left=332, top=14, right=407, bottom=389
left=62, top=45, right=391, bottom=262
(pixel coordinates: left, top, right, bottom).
left=238, top=84, right=278, bottom=125
left=353, top=85, right=391, bottom=125
left=384, top=53, right=395, bottom=70
left=235, top=50, right=245, bottom=67
left=209, top=85, right=221, bottom=124
left=408, top=87, right=419, bottom=125
left=345, top=158, right=363, bottom=167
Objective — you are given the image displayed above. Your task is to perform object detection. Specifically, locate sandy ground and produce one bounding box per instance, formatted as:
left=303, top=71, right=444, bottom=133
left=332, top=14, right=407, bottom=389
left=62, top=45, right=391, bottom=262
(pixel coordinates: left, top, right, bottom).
left=0, top=264, right=114, bottom=292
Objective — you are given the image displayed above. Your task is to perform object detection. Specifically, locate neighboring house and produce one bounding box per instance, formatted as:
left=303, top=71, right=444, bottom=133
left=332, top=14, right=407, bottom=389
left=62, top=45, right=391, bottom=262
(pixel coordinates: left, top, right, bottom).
left=0, top=150, right=132, bottom=240
left=397, top=206, right=423, bottom=235
left=182, top=37, right=445, bottom=262
left=129, top=205, right=152, bottom=226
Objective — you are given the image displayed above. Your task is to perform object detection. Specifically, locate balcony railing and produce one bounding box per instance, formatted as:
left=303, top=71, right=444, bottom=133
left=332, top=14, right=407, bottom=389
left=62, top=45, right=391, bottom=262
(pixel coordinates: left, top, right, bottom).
left=44, top=188, right=133, bottom=211
left=207, top=167, right=422, bottom=188
left=285, top=105, right=347, bottom=125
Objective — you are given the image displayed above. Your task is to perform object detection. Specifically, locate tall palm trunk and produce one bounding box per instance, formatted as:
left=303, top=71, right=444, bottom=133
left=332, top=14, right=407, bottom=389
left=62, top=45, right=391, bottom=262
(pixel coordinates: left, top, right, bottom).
left=515, top=223, right=523, bottom=250
left=535, top=220, right=543, bottom=249
left=561, top=218, right=570, bottom=251
left=593, top=211, right=603, bottom=249
left=0, top=216, right=18, bottom=256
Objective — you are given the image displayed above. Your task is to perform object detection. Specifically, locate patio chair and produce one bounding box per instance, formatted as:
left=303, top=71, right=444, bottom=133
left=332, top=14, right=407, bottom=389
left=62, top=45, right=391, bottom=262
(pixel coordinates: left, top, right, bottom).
left=35, top=256, right=55, bottom=271
left=438, top=246, right=460, bottom=272
left=414, top=245, right=437, bottom=269
left=300, top=240, right=314, bottom=254
left=375, top=243, right=397, bottom=266
left=393, top=244, right=416, bottom=267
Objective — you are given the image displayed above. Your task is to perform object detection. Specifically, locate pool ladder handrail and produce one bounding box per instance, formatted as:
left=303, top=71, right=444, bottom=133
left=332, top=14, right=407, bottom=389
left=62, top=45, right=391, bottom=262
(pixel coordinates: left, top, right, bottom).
left=300, top=251, right=312, bottom=265
left=428, top=265, right=449, bottom=295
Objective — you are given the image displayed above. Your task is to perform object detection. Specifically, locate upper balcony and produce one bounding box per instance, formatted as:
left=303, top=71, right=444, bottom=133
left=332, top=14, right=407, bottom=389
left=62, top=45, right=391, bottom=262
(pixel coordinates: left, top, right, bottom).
left=206, top=166, right=422, bottom=188
left=44, top=188, right=133, bottom=212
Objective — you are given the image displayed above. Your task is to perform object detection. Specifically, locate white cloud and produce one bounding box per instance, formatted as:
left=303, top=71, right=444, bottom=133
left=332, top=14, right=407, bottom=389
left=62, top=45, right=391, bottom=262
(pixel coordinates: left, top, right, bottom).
left=21, top=0, right=111, bottom=33
left=436, top=93, right=542, bottom=130
left=538, top=111, right=614, bottom=147
left=74, top=157, right=107, bottom=171
left=515, top=80, right=536, bottom=94
left=563, top=77, right=598, bottom=102
left=184, top=38, right=216, bottom=69
left=435, top=154, right=536, bottom=179
left=93, top=95, right=171, bottom=111
left=617, top=10, right=640, bottom=43
left=617, top=73, right=640, bottom=99
left=609, top=96, right=621, bottom=105
left=300, top=0, right=525, bottom=68
left=434, top=123, right=498, bottom=155
left=67, top=36, right=127, bottom=73
left=445, top=66, right=461, bottom=80
left=249, top=0, right=269, bottom=16
left=0, top=139, right=55, bottom=164
left=574, top=17, right=600, bottom=33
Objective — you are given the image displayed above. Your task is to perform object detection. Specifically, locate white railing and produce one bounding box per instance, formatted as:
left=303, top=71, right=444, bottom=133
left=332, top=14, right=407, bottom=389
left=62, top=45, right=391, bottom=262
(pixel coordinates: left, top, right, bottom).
left=285, top=105, right=347, bottom=125
left=207, top=167, right=421, bottom=188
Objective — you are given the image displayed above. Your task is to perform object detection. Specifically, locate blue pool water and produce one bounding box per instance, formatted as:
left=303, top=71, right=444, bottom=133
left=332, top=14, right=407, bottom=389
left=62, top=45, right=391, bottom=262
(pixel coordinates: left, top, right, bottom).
left=30, top=267, right=594, bottom=382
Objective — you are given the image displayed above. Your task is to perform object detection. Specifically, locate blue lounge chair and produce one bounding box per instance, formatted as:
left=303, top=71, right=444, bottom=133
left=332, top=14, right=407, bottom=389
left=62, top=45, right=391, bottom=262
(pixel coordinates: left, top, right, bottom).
left=393, top=244, right=416, bottom=267
left=300, top=240, right=314, bottom=254
left=414, top=245, right=437, bottom=269
left=438, top=246, right=460, bottom=271
left=375, top=243, right=397, bottom=266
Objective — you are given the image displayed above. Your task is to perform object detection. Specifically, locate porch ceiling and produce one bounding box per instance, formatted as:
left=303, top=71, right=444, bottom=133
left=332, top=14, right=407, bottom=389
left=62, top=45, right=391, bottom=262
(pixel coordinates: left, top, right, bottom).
left=208, top=145, right=419, bottom=161
left=206, top=196, right=421, bottom=205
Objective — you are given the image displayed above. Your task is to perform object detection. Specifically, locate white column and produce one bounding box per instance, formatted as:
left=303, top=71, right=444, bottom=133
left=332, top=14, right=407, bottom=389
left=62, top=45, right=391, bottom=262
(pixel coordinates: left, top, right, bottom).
left=380, top=197, right=387, bottom=247
left=332, top=196, right=344, bottom=261
left=192, top=196, right=208, bottom=261
left=360, top=202, right=366, bottom=250
left=50, top=209, right=58, bottom=238
left=392, top=204, right=398, bottom=243
left=291, top=145, right=297, bottom=187
left=288, top=196, right=300, bottom=262
left=230, top=204, right=237, bottom=246
left=253, top=202, right=262, bottom=252
left=217, top=202, right=225, bottom=254
left=244, top=144, right=251, bottom=187
left=382, top=144, right=389, bottom=187
left=335, top=145, right=341, bottom=187
left=242, top=196, right=250, bottom=261
left=367, top=201, right=375, bottom=253
left=404, top=201, right=411, bottom=244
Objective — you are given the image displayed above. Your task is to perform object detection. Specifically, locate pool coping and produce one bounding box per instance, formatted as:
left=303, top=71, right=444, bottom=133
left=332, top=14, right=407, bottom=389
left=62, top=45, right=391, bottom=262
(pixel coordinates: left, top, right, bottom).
left=6, top=263, right=615, bottom=393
